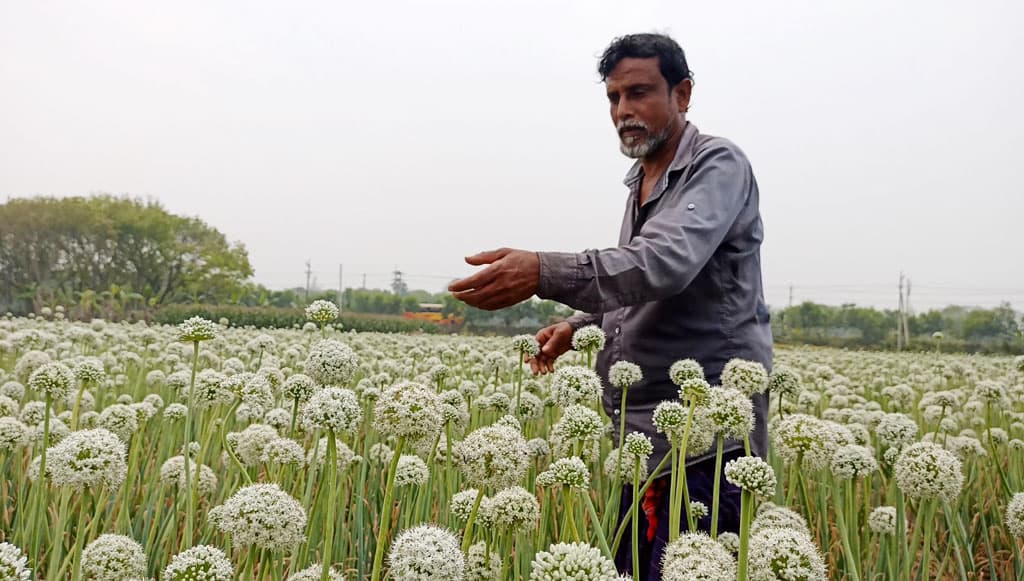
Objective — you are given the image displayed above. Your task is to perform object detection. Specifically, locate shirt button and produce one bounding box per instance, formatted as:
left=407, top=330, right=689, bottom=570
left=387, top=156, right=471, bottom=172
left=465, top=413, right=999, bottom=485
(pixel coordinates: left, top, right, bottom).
left=613, top=409, right=620, bottom=415
left=615, top=327, right=621, bottom=334
left=687, top=203, right=695, bottom=210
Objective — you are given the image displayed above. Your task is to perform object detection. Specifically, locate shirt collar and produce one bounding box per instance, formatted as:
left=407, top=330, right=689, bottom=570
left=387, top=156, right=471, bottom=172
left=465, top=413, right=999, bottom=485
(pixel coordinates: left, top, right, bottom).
left=622, top=121, right=700, bottom=188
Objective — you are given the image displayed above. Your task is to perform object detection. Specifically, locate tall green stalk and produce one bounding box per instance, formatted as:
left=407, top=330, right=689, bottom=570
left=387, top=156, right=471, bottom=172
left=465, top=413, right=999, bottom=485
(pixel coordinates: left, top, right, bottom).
left=321, top=431, right=339, bottom=581
left=370, top=436, right=405, bottom=581
left=182, top=341, right=199, bottom=549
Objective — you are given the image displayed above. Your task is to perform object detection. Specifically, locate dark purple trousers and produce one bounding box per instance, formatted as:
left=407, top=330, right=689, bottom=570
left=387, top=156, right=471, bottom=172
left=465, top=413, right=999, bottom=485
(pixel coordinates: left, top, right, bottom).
left=614, top=448, right=744, bottom=580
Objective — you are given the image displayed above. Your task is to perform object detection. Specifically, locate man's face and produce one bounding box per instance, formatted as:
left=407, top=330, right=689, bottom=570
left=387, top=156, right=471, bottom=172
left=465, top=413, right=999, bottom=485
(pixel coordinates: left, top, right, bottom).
left=605, top=57, right=690, bottom=159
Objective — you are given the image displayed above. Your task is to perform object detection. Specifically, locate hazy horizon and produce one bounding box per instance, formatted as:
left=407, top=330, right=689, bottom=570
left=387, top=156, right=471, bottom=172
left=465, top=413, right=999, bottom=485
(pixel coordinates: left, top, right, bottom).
left=3, top=1, right=1022, bottom=312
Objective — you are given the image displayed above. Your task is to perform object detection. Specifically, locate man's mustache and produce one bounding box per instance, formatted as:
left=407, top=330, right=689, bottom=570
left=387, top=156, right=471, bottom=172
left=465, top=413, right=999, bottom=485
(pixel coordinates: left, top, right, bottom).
left=617, top=120, right=649, bottom=137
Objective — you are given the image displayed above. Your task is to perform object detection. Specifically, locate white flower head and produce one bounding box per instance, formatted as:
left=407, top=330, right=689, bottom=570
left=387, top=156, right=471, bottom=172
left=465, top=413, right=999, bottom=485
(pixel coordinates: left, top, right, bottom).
left=721, top=359, right=768, bottom=396
left=552, top=366, right=603, bottom=407
left=305, top=300, right=340, bottom=325
left=163, top=545, right=233, bottom=581
left=47, top=428, right=127, bottom=490
left=304, top=339, right=359, bottom=386
left=0, top=542, right=31, bottom=581
left=177, top=316, right=218, bottom=343
left=512, top=334, right=540, bottom=358
left=830, top=444, right=879, bottom=480
left=81, top=534, right=147, bottom=581
left=454, top=424, right=529, bottom=490
left=724, top=456, right=777, bottom=499
left=571, top=325, right=606, bottom=354
left=1006, top=493, right=1024, bottom=537
left=748, top=527, right=827, bottom=581
left=28, top=362, right=74, bottom=400
left=894, top=441, right=964, bottom=502
left=868, top=506, right=900, bottom=536
left=529, top=542, right=617, bottom=581
left=609, top=361, right=642, bottom=390
left=208, top=483, right=307, bottom=550
left=301, top=387, right=362, bottom=433
left=536, top=456, right=590, bottom=489
left=374, top=381, right=443, bottom=441
left=388, top=524, right=465, bottom=581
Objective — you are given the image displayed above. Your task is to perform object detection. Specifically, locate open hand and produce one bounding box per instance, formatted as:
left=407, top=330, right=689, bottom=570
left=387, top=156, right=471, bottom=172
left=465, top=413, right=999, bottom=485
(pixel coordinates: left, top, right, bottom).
left=448, top=248, right=540, bottom=311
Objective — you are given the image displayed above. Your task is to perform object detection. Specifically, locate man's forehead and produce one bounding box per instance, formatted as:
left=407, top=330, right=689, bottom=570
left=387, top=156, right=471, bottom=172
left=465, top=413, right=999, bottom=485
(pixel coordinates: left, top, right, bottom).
left=605, top=57, right=662, bottom=88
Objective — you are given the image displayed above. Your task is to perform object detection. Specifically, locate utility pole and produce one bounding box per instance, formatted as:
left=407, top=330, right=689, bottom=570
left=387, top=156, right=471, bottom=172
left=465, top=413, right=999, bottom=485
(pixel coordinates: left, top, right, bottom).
left=904, top=278, right=912, bottom=347
left=305, top=260, right=313, bottom=302
left=342, top=264, right=350, bottom=313
left=897, top=272, right=905, bottom=350
left=361, top=273, right=366, bottom=289
left=788, top=284, right=794, bottom=308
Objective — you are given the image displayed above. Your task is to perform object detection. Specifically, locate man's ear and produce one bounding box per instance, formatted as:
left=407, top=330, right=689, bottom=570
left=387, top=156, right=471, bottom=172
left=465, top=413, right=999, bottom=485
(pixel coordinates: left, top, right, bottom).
left=674, top=79, right=693, bottom=114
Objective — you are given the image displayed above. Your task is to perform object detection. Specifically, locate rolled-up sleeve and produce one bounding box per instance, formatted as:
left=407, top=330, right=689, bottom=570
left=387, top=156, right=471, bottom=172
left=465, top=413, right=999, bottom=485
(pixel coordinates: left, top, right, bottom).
left=536, top=142, right=752, bottom=314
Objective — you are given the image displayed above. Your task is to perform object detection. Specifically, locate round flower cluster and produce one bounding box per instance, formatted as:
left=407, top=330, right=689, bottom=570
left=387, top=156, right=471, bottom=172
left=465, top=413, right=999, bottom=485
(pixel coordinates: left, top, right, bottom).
left=74, top=358, right=106, bottom=385
left=0, top=418, right=27, bottom=453
left=669, top=359, right=705, bottom=385
left=747, top=527, right=827, bottom=581
left=705, top=388, right=755, bottom=440
left=288, top=563, right=346, bottom=580
left=1005, top=492, right=1024, bottom=537
left=388, top=524, right=465, bottom=581
left=159, top=456, right=218, bottom=495
left=553, top=404, right=603, bottom=441
left=97, top=403, right=138, bottom=442
left=660, top=531, right=735, bottom=581
left=975, top=380, right=1007, bottom=403
left=177, top=316, right=218, bottom=343
left=536, top=456, right=590, bottom=489
left=304, top=340, right=359, bottom=386
left=652, top=400, right=687, bottom=438
left=530, top=542, right=617, bottom=581
left=162, top=545, right=233, bottom=581
left=571, top=325, right=606, bottom=353
left=465, top=541, right=502, bottom=581
left=208, top=483, right=308, bottom=550
left=489, top=486, right=540, bottom=533
left=374, top=381, right=443, bottom=441
left=301, top=387, right=362, bottom=433
left=283, top=373, right=317, bottom=403
left=28, top=362, right=75, bottom=400
left=677, top=377, right=711, bottom=406
left=751, top=504, right=809, bottom=537
left=0, top=542, right=31, bottom=581
left=721, top=358, right=768, bottom=396
left=609, top=361, right=642, bottom=389
left=512, top=334, right=540, bottom=358
left=624, top=431, right=654, bottom=458
left=305, top=299, right=339, bottom=325
left=603, top=447, right=648, bottom=483
left=47, top=428, right=127, bottom=490
left=768, top=365, right=802, bottom=398
left=394, top=454, right=430, bottom=487
left=453, top=424, right=529, bottom=490
left=724, top=456, right=777, bottom=498
left=893, top=441, right=964, bottom=502
left=772, top=413, right=838, bottom=471
left=552, top=366, right=603, bottom=407
left=868, top=506, right=899, bottom=535
left=830, top=444, right=879, bottom=480
left=450, top=489, right=482, bottom=522
left=875, top=413, right=919, bottom=449
left=717, top=532, right=740, bottom=554
left=81, top=534, right=147, bottom=581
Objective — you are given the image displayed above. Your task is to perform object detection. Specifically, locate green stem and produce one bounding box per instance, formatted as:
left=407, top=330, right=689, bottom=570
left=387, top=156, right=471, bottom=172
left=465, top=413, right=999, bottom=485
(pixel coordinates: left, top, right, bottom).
left=461, top=488, right=487, bottom=554
left=182, top=341, right=199, bottom=549
left=631, top=461, right=640, bottom=578
left=321, top=431, right=339, bottom=581
left=370, top=437, right=406, bottom=581
left=710, top=436, right=724, bottom=539
left=581, top=488, right=612, bottom=560
left=736, top=489, right=754, bottom=581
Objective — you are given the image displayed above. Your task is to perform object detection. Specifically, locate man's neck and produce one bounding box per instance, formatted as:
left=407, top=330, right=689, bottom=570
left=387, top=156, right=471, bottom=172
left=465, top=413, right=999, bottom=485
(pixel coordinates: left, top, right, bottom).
left=640, top=121, right=686, bottom=185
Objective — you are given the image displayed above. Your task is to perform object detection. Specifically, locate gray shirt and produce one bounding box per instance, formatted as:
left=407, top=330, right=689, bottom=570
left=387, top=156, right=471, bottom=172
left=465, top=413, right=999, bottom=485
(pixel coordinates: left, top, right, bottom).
left=536, top=122, right=772, bottom=472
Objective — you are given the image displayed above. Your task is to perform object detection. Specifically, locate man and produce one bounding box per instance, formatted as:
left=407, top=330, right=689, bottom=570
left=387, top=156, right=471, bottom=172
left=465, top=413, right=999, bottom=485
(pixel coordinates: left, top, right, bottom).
left=448, top=33, right=771, bottom=579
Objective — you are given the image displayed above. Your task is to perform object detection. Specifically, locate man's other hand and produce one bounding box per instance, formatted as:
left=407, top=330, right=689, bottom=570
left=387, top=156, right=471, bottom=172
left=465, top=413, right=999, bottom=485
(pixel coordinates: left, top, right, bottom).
left=448, top=248, right=540, bottom=310
left=528, top=321, right=573, bottom=375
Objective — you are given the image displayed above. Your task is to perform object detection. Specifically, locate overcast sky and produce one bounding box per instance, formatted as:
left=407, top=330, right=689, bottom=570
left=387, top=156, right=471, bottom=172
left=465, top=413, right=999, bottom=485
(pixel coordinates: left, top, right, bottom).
left=2, top=0, right=1022, bottom=311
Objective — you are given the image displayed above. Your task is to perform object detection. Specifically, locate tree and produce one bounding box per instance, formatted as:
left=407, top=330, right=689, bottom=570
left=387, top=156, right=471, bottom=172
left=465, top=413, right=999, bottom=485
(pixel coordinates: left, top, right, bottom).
left=0, top=195, right=253, bottom=313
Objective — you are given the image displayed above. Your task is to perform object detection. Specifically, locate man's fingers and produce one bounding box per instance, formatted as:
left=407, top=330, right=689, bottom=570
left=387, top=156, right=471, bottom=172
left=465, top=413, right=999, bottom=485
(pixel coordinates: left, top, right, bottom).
left=448, top=266, right=499, bottom=293
left=464, top=248, right=509, bottom=266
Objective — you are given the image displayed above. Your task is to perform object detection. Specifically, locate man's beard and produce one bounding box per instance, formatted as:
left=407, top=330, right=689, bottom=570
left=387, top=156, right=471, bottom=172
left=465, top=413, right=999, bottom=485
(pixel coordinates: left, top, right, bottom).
left=617, top=119, right=671, bottom=159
